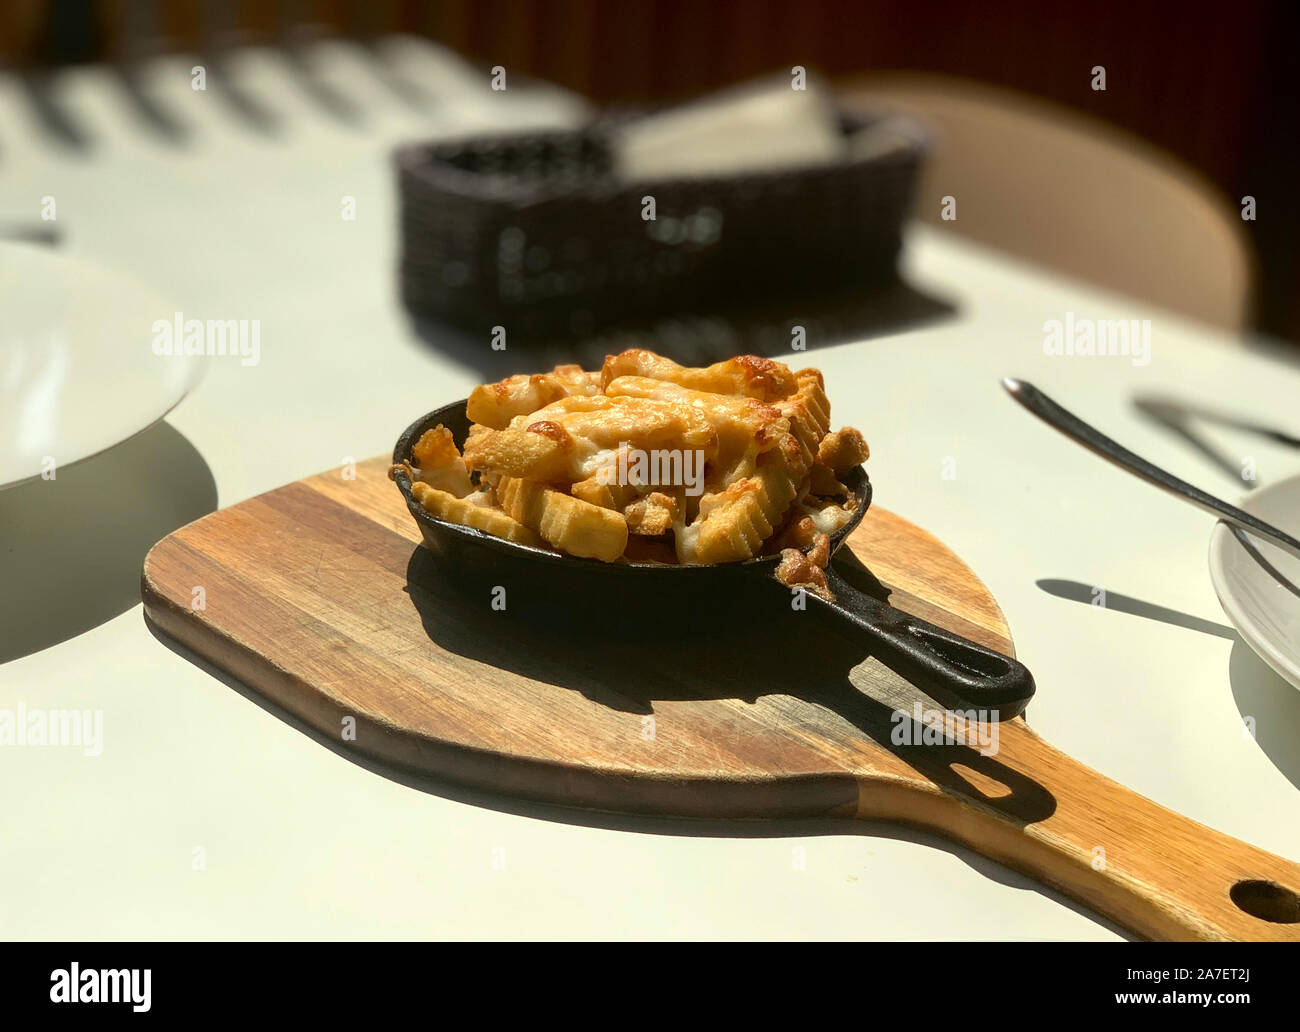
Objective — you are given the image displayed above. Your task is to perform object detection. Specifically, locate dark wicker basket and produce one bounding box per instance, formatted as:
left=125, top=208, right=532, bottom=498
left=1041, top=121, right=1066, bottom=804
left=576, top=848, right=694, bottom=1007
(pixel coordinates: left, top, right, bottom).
left=395, top=109, right=925, bottom=339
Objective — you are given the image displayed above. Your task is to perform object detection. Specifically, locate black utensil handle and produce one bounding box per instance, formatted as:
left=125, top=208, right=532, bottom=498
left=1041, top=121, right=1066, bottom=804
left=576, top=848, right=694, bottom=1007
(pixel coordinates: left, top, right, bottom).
left=798, top=565, right=1035, bottom=720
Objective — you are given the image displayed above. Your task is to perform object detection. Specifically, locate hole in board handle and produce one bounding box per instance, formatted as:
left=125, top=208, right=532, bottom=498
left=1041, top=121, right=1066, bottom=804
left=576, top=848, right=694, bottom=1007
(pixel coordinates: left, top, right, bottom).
left=1230, top=879, right=1300, bottom=923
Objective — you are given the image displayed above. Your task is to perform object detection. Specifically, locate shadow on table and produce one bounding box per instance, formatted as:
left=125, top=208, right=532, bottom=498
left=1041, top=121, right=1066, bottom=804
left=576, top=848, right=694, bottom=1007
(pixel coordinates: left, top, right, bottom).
left=16, top=71, right=93, bottom=152
left=281, top=38, right=366, bottom=129
left=1036, top=578, right=1236, bottom=640
left=1133, top=391, right=1300, bottom=488
left=406, top=275, right=957, bottom=380
left=1230, top=639, right=1300, bottom=791
left=114, top=66, right=190, bottom=144
left=1036, top=577, right=1300, bottom=793
left=10, top=63, right=254, bottom=152
left=205, top=55, right=282, bottom=137
left=0, top=420, right=217, bottom=664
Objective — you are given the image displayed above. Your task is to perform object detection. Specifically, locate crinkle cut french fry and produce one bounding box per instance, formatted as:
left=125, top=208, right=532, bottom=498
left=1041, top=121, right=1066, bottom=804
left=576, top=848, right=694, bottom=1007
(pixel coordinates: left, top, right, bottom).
left=410, top=482, right=545, bottom=547
left=514, top=394, right=717, bottom=453
left=681, top=456, right=802, bottom=563
left=602, top=376, right=781, bottom=442
left=777, top=369, right=831, bottom=468
left=670, top=368, right=828, bottom=565
left=466, top=365, right=601, bottom=429
left=462, top=425, right=573, bottom=483
left=571, top=474, right=638, bottom=512
left=601, top=349, right=798, bottom=401
left=401, top=351, right=864, bottom=567
left=467, top=395, right=718, bottom=484
left=602, top=375, right=783, bottom=483
left=497, top=476, right=628, bottom=562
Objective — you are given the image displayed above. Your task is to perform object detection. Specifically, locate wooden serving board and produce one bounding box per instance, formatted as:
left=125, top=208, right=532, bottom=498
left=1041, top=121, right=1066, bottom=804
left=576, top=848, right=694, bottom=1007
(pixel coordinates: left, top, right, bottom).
left=142, top=457, right=1300, bottom=940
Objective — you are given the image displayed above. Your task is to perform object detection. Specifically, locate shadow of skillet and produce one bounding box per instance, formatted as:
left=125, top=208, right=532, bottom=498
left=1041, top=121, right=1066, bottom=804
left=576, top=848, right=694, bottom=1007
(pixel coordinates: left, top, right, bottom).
left=144, top=600, right=1128, bottom=940
left=402, top=546, right=1052, bottom=821
left=407, top=274, right=957, bottom=382
left=0, top=420, right=217, bottom=664
left=393, top=544, right=1101, bottom=930
left=1037, top=577, right=1300, bottom=794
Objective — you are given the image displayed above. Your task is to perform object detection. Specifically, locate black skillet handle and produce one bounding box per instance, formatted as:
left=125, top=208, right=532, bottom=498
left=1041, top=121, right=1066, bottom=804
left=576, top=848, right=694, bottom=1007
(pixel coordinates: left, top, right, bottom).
left=797, top=564, right=1035, bottom=720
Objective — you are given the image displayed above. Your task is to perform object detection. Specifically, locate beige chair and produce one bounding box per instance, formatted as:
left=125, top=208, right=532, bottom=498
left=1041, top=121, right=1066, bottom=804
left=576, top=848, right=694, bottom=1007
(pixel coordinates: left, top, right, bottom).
left=840, top=73, right=1255, bottom=333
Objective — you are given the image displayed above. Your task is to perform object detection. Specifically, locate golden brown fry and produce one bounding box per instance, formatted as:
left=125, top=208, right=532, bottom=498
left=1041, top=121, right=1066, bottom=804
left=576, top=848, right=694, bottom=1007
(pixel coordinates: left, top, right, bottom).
left=466, top=394, right=717, bottom=484
left=466, top=365, right=601, bottom=430
left=676, top=449, right=802, bottom=564
left=514, top=394, right=717, bottom=452
left=768, top=514, right=819, bottom=553
left=410, top=426, right=474, bottom=497
left=497, top=476, right=629, bottom=562
left=571, top=472, right=639, bottom=511
left=776, top=368, right=831, bottom=469
left=410, top=482, right=544, bottom=547
left=400, top=351, right=866, bottom=566
left=672, top=395, right=815, bottom=565
left=775, top=532, right=833, bottom=600
left=462, top=422, right=574, bottom=483
left=625, top=491, right=678, bottom=536
left=601, top=349, right=798, bottom=401
left=603, top=375, right=784, bottom=485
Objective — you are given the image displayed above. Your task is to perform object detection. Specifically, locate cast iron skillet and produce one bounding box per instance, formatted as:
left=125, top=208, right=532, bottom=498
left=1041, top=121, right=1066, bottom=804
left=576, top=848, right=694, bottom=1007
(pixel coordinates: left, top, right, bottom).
left=393, top=401, right=1035, bottom=720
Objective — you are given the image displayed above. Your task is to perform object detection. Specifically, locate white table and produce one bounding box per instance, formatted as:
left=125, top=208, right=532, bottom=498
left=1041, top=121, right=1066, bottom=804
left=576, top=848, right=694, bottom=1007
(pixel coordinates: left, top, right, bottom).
left=4, top=39, right=1299, bottom=940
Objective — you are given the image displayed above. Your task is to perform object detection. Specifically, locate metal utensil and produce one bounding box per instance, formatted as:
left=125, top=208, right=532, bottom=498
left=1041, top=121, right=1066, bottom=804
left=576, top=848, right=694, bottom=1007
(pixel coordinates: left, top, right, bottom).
left=1003, top=378, right=1300, bottom=563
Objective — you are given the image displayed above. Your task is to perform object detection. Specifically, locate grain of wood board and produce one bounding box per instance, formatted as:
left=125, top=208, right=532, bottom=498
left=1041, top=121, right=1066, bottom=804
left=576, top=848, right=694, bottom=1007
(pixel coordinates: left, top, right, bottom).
left=142, top=456, right=1300, bottom=940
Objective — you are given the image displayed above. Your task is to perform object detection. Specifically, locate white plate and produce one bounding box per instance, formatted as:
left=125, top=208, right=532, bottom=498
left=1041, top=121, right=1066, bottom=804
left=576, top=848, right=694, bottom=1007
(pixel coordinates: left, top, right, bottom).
left=0, top=243, right=203, bottom=489
left=1209, top=473, right=1300, bottom=689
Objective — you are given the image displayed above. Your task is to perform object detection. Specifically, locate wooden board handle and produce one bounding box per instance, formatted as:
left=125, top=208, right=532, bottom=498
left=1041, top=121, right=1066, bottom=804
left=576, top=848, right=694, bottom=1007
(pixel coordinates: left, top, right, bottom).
left=855, top=722, right=1300, bottom=940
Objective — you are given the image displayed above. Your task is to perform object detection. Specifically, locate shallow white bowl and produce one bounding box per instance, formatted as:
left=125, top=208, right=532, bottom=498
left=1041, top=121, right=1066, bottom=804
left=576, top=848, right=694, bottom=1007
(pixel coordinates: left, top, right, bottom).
left=1209, top=473, right=1300, bottom=689
left=0, top=242, right=203, bottom=489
